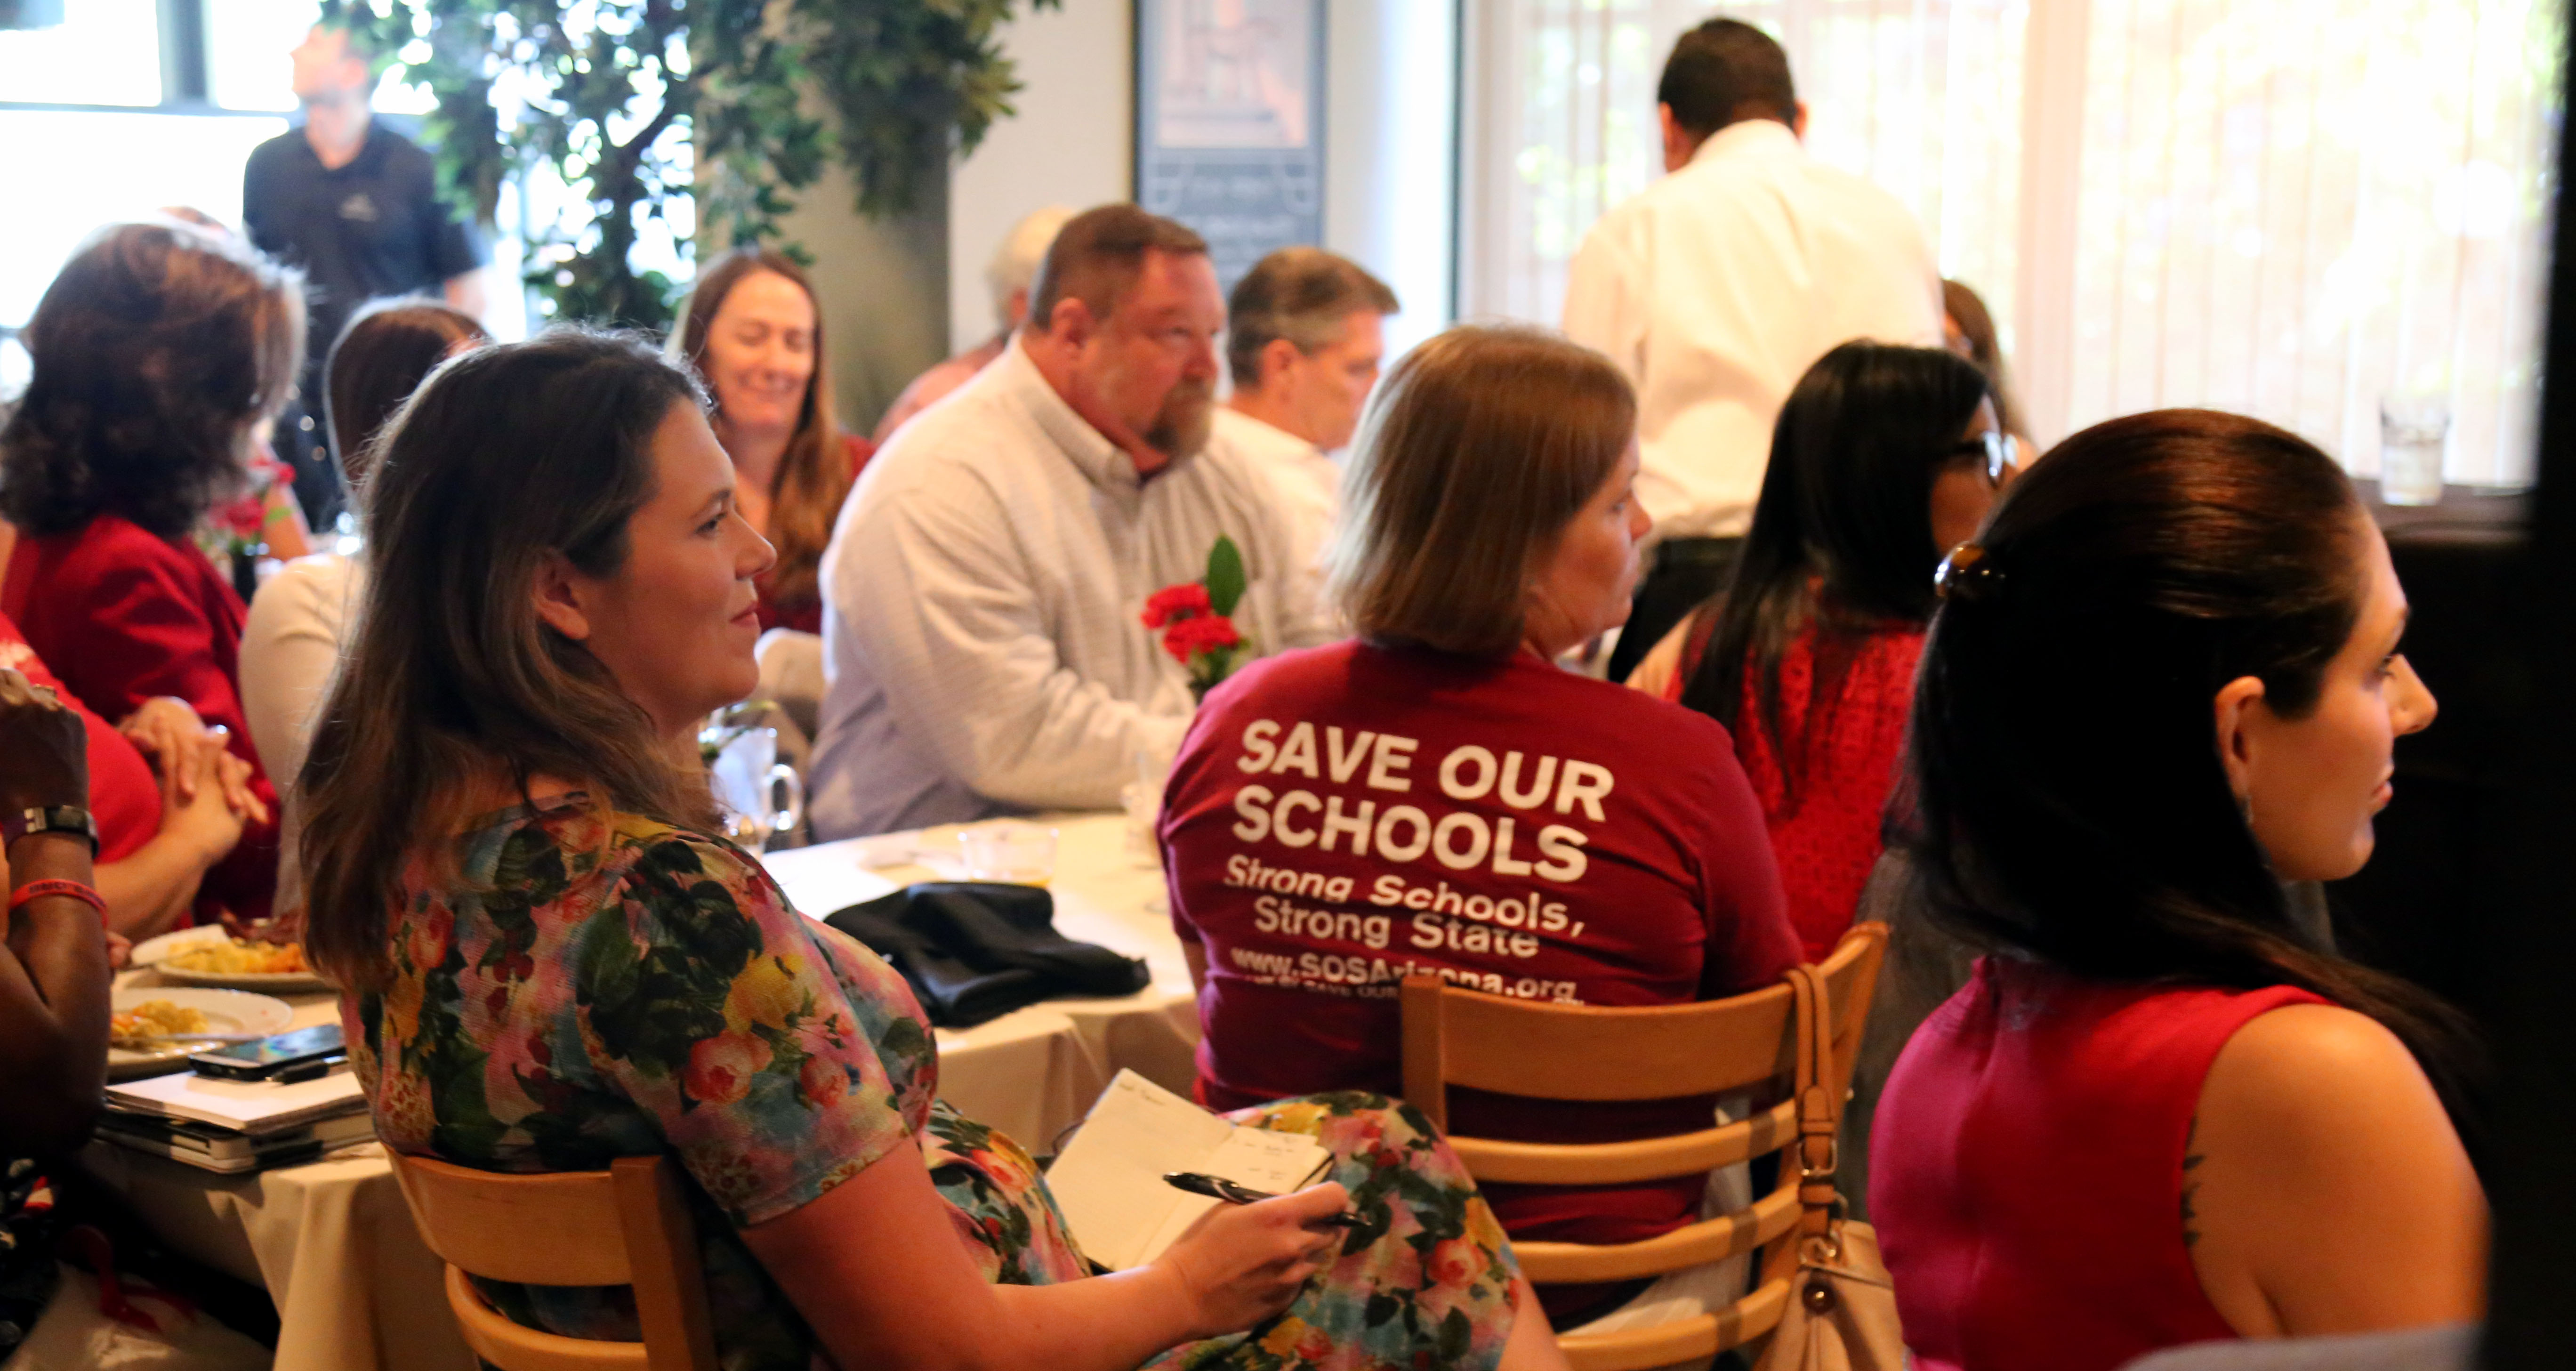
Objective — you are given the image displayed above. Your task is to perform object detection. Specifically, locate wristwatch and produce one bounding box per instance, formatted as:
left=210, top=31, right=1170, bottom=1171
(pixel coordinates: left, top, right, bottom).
left=3, top=805, right=98, bottom=855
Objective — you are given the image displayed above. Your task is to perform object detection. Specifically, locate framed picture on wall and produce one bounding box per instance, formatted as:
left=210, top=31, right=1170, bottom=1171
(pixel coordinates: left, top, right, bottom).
left=1134, top=0, right=1326, bottom=293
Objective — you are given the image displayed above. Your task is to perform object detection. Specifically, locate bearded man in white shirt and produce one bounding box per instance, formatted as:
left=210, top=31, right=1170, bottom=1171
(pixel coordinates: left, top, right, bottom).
left=1206, top=246, right=1399, bottom=611
left=810, top=204, right=1334, bottom=839
left=1563, top=17, right=1944, bottom=682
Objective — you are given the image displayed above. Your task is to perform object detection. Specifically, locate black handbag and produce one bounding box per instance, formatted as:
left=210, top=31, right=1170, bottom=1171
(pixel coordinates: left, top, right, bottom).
left=823, top=882, right=1151, bottom=1028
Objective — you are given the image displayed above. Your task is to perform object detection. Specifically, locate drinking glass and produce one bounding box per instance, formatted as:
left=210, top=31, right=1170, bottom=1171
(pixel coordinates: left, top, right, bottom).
left=2379, top=395, right=2450, bottom=507
left=959, top=822, right=1058, bottom=886
left=709, top=726, right=805, bottom=852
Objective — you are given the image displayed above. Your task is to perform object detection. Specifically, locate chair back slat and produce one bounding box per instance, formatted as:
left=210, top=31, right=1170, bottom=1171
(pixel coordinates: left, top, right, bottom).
left=1512, top=1185, right=1799, bottom=1283
left=1445, top=1098, right=1797, bottom=1185
left=447, top=1266, right=651, bottom=1371
left=391, top=1150, right=720, bottom=1371
left=391, top=1152, right=635, bottom=1287
left=1559, top=1276, right=1792, bottom=1371
left=1400, top=981, right=1797, bottom=1111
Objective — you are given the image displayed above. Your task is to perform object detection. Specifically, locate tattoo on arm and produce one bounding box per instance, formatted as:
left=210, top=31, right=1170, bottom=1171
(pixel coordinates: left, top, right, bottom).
left=2181, top=1115, right=2205, bottom=1249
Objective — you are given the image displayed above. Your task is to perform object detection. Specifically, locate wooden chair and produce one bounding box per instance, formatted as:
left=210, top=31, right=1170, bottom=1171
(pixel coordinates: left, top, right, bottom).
left=1399, top=924, right=1888, bottom=1371
left=387, top=1150, right=718, bottom=1371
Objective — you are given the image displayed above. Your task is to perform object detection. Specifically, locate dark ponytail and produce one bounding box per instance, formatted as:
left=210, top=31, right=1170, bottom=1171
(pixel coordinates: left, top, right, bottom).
left=1900, top=408, right=2483, bottom=1131
left=1681, top=341, right=1989, bottom=805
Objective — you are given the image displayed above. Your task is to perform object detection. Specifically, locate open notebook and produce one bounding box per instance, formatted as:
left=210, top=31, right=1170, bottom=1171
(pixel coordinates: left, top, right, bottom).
left=1045, top=1070, right=1332, bottom=1271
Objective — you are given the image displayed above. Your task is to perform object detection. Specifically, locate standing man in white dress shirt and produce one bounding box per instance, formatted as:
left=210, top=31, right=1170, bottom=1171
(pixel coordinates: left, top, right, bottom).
left=1206, top=246, right=1399, bottom=612
left=1563, top=17, right=1944, bottom=681
left=809, top=205, right=1335, bottom=839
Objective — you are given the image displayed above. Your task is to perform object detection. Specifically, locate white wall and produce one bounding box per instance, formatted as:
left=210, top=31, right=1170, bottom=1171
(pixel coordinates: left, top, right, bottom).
left=948, top=0, right=1135, bottom=354
left=949, top=0, right=1457, bottom=361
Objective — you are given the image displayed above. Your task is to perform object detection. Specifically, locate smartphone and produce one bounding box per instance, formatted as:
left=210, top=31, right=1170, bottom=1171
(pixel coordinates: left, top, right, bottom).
left=189, top=1024, right=347, bottom=1081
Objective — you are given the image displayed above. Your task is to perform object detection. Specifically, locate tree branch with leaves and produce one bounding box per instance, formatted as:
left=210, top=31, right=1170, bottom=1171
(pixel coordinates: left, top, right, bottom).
left=319, top=0, right=1061, bottom=330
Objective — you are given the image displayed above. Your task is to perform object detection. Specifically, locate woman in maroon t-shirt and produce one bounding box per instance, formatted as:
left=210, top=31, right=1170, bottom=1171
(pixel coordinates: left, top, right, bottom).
left=1160, top=325, right=1800, bottom=1325
left=1644, top=342, right=2009, bottom=959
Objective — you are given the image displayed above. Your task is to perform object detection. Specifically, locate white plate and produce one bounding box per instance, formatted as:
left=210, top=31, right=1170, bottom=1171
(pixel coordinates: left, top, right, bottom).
left=134, top=927, right=334, bottom=992
left=128, top=925, right=231, bottom=966
left=108, top=987, right=296, bottom=1080
left=149, top=964, right=336, bottom=993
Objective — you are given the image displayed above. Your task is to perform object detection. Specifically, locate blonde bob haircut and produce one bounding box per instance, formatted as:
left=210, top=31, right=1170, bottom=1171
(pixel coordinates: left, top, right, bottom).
left=1327, top=325, right=1637, bottom=656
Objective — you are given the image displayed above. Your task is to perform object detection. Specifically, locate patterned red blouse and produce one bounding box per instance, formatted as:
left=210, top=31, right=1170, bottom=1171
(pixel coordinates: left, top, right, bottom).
left=1665, top=618, right=1925, bottom=960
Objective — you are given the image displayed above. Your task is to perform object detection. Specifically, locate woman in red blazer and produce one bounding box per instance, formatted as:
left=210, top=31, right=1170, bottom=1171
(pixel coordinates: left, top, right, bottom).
left=0, top=221, right=304, bottom=927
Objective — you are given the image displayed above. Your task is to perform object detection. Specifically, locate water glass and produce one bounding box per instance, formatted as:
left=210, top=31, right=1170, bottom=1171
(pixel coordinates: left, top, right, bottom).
left=960, top=822, right=1058, bottom=886
left=2379, top=397, right=2449, bottom=507
left=710, top=726, right=805, bottom=852
left=1123, top=780, right=1162, bottom=865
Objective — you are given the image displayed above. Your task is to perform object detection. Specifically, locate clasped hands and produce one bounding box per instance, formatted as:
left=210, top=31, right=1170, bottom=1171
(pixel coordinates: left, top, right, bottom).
left=117, top=696, right=268, bottom=828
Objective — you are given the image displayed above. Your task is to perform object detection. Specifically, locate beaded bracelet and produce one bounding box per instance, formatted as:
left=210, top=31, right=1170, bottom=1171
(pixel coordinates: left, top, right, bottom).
left=8, top=879, right=108, bottom=923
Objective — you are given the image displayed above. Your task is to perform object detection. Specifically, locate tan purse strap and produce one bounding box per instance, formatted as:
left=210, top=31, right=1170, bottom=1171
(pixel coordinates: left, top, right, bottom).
left=1783, top=964, right=1841, bottom=1241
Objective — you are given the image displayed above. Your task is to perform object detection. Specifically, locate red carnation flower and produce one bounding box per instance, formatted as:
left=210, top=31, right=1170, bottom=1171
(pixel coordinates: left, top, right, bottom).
left=1161, top=613, right=1242, bottom=664
left=1141, top=582, right=1213, bottom=629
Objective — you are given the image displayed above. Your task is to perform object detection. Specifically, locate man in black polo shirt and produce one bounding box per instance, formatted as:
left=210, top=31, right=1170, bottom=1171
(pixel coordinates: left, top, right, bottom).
left=243, top=23, right=486, bottom=527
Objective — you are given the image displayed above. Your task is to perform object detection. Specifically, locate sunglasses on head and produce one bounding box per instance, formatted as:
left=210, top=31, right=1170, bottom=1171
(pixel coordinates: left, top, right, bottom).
left=1950, top=430, right=2013, bottom=487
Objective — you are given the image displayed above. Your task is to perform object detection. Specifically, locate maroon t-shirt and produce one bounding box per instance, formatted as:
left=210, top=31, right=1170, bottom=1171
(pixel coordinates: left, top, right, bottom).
left=1161, top=641, right=1798, bottom=1305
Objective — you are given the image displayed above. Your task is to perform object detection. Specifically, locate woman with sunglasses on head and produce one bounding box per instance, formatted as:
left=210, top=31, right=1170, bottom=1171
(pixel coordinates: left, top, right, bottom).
left=1632, top=341, right=2009, bottom=959
left=1870, top=410, right=2479, bottom=1371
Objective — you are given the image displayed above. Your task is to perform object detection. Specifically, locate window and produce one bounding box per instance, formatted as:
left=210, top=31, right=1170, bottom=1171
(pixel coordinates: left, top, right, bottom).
left=0, top=0, right=163, bottom=105
left=1463, top=0, right=2560, bottom=485
left=0, top=0, right=521, bottom=397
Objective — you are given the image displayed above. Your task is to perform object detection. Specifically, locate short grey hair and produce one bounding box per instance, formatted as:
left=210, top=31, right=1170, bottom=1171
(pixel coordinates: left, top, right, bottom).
left=1225, top=247, right=1399, bottom=390
left=985, top=205, right=1079, bottom=331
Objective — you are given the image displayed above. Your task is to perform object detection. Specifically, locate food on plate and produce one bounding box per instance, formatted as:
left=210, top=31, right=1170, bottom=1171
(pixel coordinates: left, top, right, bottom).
left=164, top=938, right=310, bottom=976
left=110, top=1000, right=210, bottom=1048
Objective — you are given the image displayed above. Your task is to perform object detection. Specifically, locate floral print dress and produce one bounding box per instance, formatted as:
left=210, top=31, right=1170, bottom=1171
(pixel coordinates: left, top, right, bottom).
left=346, top=798, right=1524, bottom=1371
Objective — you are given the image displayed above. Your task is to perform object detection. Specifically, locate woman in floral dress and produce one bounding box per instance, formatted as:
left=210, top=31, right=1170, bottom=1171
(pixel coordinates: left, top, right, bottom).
left=298, top=331, right=1564, bottom=1371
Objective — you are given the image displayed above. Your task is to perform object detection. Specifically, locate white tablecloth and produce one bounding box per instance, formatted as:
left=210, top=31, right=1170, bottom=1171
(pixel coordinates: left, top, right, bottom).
left=85, top=812, right=1196, bottom=1371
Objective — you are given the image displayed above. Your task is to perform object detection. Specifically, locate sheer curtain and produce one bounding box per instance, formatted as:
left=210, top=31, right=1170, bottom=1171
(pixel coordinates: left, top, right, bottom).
left=1461, top=0, right=2560, bottom=484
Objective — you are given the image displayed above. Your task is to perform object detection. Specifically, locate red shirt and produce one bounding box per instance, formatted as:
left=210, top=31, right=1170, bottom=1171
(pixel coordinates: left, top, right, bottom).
left=1871, top=958, right=2329, bottom=1371
left=1666, top=621, right=1925, bottom=960
left=0, top=611, right=161, bottom=864
left=1162, top=641, right=1798, bottom=1309
left=4, top=516, right=277, bottom=922
left=753, top=433, right=874, bottom=635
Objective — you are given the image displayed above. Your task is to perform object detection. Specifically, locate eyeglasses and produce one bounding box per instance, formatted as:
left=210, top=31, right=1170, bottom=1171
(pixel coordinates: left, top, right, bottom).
left=1951, top=430, right=2014, bottom=488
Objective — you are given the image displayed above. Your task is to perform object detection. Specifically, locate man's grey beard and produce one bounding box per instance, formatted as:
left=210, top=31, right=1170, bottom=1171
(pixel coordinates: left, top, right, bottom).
left=1144, top=382, right=1216, bottom=461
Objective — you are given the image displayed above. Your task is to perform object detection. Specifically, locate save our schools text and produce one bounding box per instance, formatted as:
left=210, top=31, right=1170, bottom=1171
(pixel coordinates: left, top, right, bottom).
left=1214, top=718, right=1617, bottom=1004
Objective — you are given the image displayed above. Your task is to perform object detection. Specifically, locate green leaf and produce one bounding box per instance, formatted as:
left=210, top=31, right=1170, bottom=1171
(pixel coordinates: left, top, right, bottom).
left=1437, top=1307, right=1473, bottom=1363
left=1205, top=534, right=1248, bottom=618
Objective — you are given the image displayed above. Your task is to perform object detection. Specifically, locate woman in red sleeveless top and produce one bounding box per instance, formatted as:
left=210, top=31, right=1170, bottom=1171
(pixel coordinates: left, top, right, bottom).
left=1870, top=410, right=2484, bottom=1371
left=1645, top=341, right=2010, bottom=959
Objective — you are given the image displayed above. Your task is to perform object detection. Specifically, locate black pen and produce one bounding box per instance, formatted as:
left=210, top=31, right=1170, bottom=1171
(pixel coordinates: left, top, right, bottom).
left=1163, top=1171, right=1366, bottom=1227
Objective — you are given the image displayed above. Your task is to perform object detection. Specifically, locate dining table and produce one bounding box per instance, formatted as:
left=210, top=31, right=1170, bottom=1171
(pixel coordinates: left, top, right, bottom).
left=79, top=811, right=1200, bottom=1371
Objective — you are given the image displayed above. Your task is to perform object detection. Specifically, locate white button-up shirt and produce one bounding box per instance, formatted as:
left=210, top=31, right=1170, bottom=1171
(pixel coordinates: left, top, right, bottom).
left=1562, top=119, right=1944, bottom=540
left=810, top=337, right=1335, bottom=839
left=1207, top=405, right=1340, bottom=611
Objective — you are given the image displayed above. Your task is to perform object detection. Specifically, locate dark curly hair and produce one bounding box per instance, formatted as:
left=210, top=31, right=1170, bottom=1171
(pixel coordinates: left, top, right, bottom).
left=0, top=221, right=305, bottom=538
